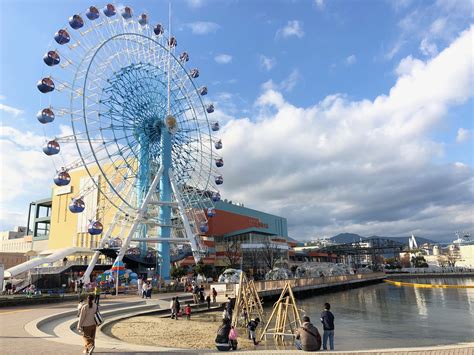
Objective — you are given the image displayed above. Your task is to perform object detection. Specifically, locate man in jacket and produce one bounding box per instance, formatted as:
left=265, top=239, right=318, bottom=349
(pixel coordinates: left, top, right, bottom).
left=320, top=303, right=335, bottom=350
left=295, top=316, right=321, bottom=351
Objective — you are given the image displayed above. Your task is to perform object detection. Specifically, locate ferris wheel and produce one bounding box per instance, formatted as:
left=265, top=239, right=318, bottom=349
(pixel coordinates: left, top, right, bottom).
left=37, top=4, right=224, bottom=281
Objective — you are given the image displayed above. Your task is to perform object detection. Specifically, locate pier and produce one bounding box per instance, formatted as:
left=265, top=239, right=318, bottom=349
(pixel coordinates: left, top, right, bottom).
left=218, top=272, right=386, bottom=298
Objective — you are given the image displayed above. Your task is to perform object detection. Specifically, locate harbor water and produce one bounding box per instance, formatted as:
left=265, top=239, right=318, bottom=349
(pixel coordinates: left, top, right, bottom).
left=296, top=277, right=474, bottom=350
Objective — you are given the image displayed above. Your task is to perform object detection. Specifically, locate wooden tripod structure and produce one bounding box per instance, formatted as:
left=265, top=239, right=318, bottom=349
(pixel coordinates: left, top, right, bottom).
left=231, top=272, right=264, bottom=328
left=259, top=281, right=302, bottom=342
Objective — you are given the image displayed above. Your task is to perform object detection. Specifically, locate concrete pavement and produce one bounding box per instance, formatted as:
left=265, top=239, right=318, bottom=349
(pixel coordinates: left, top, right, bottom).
left=0, top=292, right=473, bottom=355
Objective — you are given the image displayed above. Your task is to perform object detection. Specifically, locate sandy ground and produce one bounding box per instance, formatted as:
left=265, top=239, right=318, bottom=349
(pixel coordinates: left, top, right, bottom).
left=109, top=311, right=263, bottom=350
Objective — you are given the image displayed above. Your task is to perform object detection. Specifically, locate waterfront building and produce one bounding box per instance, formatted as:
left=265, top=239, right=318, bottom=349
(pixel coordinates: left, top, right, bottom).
left=4, top=163, right=298, bottom=283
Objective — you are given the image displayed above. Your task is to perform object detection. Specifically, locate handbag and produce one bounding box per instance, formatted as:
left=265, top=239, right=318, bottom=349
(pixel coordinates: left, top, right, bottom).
left=94, top=308, right=104, bottom=326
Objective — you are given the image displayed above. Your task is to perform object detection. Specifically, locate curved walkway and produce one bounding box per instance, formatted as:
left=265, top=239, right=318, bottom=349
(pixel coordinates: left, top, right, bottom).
left=1, top=293, right=473, bottom=354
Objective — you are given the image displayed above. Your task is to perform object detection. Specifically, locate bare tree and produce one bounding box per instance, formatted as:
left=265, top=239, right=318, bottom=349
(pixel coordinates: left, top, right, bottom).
left=222, top=239, right=241, bottom=269
left=259, top=239, right=283, bottom=271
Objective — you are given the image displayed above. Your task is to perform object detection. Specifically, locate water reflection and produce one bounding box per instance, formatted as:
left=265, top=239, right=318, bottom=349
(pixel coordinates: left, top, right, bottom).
left=287, top=278, right=474, bottom=350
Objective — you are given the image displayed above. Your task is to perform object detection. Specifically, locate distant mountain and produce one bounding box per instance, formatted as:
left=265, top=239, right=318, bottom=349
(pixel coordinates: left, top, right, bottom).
left=329, top=233, right=437, bottom=246
left=368, top=235, right=437, bottom=246
left=330, top=233, right=366, bottom=244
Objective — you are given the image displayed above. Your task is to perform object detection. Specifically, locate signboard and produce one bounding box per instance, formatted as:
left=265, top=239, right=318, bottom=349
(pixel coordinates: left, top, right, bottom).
left=56, top=185, right=72, bottom=196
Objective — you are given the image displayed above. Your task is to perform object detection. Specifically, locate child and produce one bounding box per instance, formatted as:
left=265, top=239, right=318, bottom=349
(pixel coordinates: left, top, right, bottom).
left=229, top=325, right=238, bottom=350
left=185, top=303, right=192, bottom=320
left=247, top=317, right=260, bottom=345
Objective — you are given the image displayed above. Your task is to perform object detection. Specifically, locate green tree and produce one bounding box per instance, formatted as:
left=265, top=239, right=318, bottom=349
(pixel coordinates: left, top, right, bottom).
left=170, top=265, right=186, bottom=280
left=195, top=262, right=213, bottom=278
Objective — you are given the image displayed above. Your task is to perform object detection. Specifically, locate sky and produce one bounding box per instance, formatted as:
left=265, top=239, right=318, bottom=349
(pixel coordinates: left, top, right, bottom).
left=0, top=0, right=473, bottom=242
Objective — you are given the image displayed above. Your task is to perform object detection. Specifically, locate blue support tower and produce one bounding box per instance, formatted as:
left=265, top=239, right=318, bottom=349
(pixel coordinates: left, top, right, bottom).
left=158, top=126, right=172, bottom=280
left=137, top=134, right=150, bottom=257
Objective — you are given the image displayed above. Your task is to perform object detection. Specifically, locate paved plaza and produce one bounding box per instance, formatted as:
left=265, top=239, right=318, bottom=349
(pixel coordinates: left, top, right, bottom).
left=0, top=293, right=472, bottom=355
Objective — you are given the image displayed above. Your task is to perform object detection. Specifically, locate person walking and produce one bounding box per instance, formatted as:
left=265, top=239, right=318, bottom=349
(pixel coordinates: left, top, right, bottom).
left=137, top=277, right=143, bottom=296
left=146, top=281, right=152, bottom=299
left=185, top=303, right=192, bottom=320
left=174, top=296, right=181, bottom=319
left=212, top=287, right=217, bottom=303
left=193, top=284, right=199, bottom=304
left=77, top=294, right=98, bottom=354
left=295, top=315, right=321, bottom=351
left=93, top=285, right=101, bottom=305
left=320, top=303, right=335, bottom=351
left=247, top=317, right=260, bottom=345
left=142, top=281, right=147, bottom=299
left=229, top=325, right=238, bottom=350
left=170, top=297, right=176, bottom=319
left=215, top=318, right=232, bottom=351
left=206, top=294, right=211, bottom=309
left=226, top=298, right=233, bottom=320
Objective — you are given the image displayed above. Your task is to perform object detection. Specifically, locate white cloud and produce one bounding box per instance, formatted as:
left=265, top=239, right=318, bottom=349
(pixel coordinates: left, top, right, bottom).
left=430, top=17, right=447, bottom=35
left=218, top=26, right=474, bottom=241
left=214, top=54, right=232, bottom=64
left=260, top=55, right=276, bottom=71
left=346, top=54, right=357, bottom=65
left=0, top=124, right=87, bottom=230
left=276, top=20, right=304, bottom=39
left=456, top=128, right=472, bottom=143
left=185, top=22, right=219, bottom=35
left=0, top=103, right=24, bottom=117
left=385, top=3, right=471, bottom=61
left=279, top=69, right=301, bottom=92
left=419, top=38, right=438, bottom=56
left=314, top=0, right=324, bottom=10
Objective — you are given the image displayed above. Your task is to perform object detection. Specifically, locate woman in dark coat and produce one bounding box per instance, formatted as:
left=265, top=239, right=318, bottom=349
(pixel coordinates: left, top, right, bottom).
left=215, top=318, right=232, bottom=351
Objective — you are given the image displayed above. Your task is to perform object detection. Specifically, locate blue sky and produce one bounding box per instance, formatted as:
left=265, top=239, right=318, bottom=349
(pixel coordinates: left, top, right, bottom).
left=0, top=0, right=472, bottom=241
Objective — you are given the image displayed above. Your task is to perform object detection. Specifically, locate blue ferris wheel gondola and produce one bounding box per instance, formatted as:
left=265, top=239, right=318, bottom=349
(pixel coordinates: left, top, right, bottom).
left=179, top=52, right=189, bottom=62
left=43, top=139, right=60, bottom=155
left=43, top=51, right=60, bottom=66
left=121, top=6, right=133, bottom=19
left=206, top=104, right=215, bottom=113
left=138, top=13, right=148, bottom=26
left=37, top=77, right=55, bottom=93
left=207, top=207, right=216, bottom=218
left=54, top=169, right=71, bottom=186
left=37, top=108, right=55, bottom=124
left=199, top=86, right=208, bottom=96
left=190, top=68, right=199, bottom=78
left=69, top=197, right=85, bottom=213
left=200, top=222, right=209, bottom=233
left=168, top=36, right=177, bottom=47
left=211, top=121, right=220, bottom=131
left=215, top=140, right=223, bottom=150
left=69, top=15, right=84, bottom=30
left=88, top=221, right=103, bottom=235
left=154, top=24, right=164, bottom=35
left=103, top=4, right=116, bottom=17
left=86, top=6, right=100, bottom=20
left=215, top=175, right=224, bottom=185
left=215, top=158, right=224, bottom=168
left=54, top=29, right=70, bottom=45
